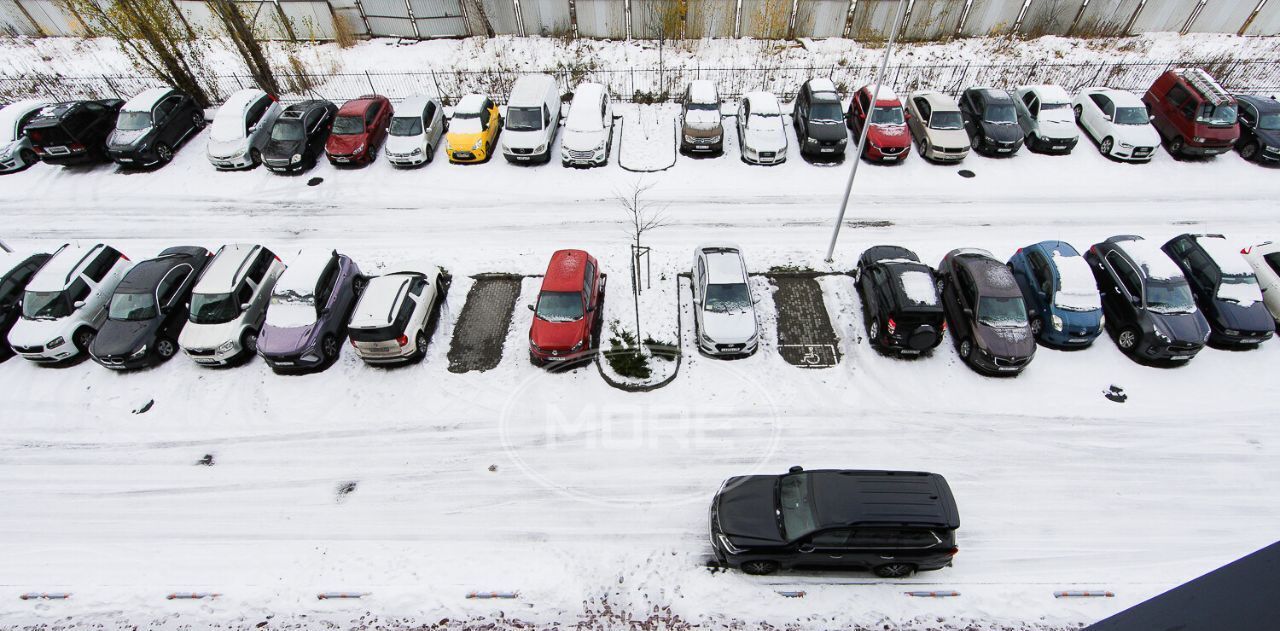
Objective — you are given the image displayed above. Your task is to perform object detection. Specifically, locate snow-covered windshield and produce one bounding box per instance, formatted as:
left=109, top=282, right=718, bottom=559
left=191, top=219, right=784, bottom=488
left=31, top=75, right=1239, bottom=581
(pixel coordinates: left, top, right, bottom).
left=930, top=111, right=963, bottom=130
left=535, top=291, right=582, bottom=322
left=1216, top=274, right=1263, bottom=305
left=686, top=102, right=719, bottom=111
left=809, top=102, right=843, bottom=123
left=267, top=289, right=318, bottom=327
left=871, top=106, right=905, bottom=125
left=748, top=110, right=781, bottom=130
left=704, top=283, right=751, bottom=313
left=1197, top=103, right=1237, bottom=126
left=977, top=296, right=1028, bottom=327
left=897, top=270, right=938, bottom=306
left=983, top=103, right=1017, bottom=124
left=1145, top=280, right=1195, bottom=314
left=451, top=111, right=484, bottom=134
left=505, top=106, right=543, bottom=131
left=115, top=111, right=151, bottom=131
left=332, top=115, right=364, bottom=135
left=189, top=292, right=241, bottom=324
left=1051, top=252, right=1102, bottom=312
left=271, top=120, right=304, bottom=142
left=22, top=290, right=70, bottom=320
left=1040, top=101, right=1073, bottom=122
left=1259, top=113, right=1280, bottom=131
left=209, top=108, right=247, bottom=141
left=109, top=292, right=157, bottom=321
left=390, top=116, right=422, bottom=136
left=778, top=473, right=817, bottom=540
left=1114, top=107, right=1149, bottom=125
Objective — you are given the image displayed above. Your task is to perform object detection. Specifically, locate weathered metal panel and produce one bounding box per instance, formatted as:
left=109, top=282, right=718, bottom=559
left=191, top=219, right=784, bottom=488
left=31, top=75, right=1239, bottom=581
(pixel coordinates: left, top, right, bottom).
left=1072, top=0, right=1141, bottom=35
left=846, top=0, right=898, bottom=40
left=281, top=1, right=338, bottom=39
left=740, top=0, right=793, bottom=37
left=409, top=0, right=470, bottom=35
left=632, top=0, right=688, bottom=38
left=465, top=0, right=519, bottom=34
left=794, top=0, right=849, bottom=38
left=366, top=15, right=418, bottom=34
left=519, top=0, right=571, bottom=35
left=176, top=0, right=223, bottom=34
left=959, top=0, right=1022, bottom=35
left=1245, top=0, right=1280, bottom=34
left=1129, top=0, right=1200, bottom=31
left=1185, top=0, right=1254, bottom=33
left=0, top=0, right=41, bottom=35
left=19, top=0, right=88, bottom=36
left=575, top=0, right=627, bottom=37
left=902, top=0, right=967, bottom=40
left=1019, top=0, right=1083, bottom=36
left=234, top=1, right=290, bottom=39
left=685, top=0, right=735, bottom=36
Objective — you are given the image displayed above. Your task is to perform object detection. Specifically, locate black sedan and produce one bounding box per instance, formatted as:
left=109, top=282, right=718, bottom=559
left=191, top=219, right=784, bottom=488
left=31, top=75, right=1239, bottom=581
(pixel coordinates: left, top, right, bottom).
left=710, top=467, right=960, bottom=578
left=855, top=245, right=944, bottom=356
left=90, top=246, right=210, bottom=370
left=959, top=88, right=1024, bottom=156
left=1163, top=233, right=1274, bottom=348
left=1, top=252, right=52, bottom=362
left=106, top=87, right=206, bottom=168
left=263, top=100, right=337, bottom=173
left=937, top=248, right=1036, bottom=375
left=1234, top=95, right=1280, bottom=163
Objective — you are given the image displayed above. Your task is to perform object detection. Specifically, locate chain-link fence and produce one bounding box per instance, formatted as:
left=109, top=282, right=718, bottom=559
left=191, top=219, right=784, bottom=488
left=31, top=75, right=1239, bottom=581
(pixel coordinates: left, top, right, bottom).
left=3, top=59, right=1278, bottom=106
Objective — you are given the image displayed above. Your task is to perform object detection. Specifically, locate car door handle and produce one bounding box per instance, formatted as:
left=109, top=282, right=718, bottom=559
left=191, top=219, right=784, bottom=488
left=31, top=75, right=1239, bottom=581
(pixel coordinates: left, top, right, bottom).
left=879, top=555, right=895, bottom=560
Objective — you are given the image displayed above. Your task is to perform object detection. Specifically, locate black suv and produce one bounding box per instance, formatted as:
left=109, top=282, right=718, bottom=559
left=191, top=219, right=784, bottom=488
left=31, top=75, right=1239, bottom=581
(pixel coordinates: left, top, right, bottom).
left=106, top=88, right=205, bottom=168
left=710, top=467, right=959, bottom=578
left=1233, top=95, right=1280, bottom=163
left=959, top=88, right=1023, bottom=156
left=25, top=99, right=125, bottom=165
left=0, top=252, right=52, bottom=362
left=90, top=246, right=210, bottom=370
left=263, top=100, right=338, bottom=173
left=937, top=248, right=1036, bottom=375
left=1085, top=235, right=1210, bottom=363
left=856, top=246, right=944, bottom=356
left=1162, top=234, right=1274, bottom=348
left=792, top=79, right=848, bottom=158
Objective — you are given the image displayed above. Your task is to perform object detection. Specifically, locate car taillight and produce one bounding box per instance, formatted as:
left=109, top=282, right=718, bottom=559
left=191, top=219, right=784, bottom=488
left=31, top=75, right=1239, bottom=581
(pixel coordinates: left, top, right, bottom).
left=947, top=547, right=959, bottom=556
left=350, top=338, right=357, bottom=346
left=69, top=143, right=85, bottom=152
left=396, top=335, right=408, bottom=347
left=887, top=318, right=897, bottom=335
left=120, top=253, right=129, bottom=261
left=941, top=320, right=947, bottom=331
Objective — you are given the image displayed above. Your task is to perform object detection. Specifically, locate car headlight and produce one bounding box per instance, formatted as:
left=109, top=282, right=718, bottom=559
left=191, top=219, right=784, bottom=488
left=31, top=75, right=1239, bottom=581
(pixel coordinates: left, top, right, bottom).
left=0, top=143, right=14, bottom=159
left=1152, top=325, right=1170, bottom=342
left=709, top=135, right=721, bottom=143
left=1098, top=315, right=1105, bottom=328
left=1223, top=329, right=1240, bottom=336
left=984, top=135, right=995, bottom=143
left=290, top=153, right=302, bottom=164
left=301, top=352, right=322, bottom=363
left=1120, top=142, right=1133, bottom=148
left=535, top=143, right=547, bottom=153
left=217, top=340, right=237, bottom=354
left=410, top=148, right=422, bottom=156
left=472, top=139, right=484, bottom=151
left=47, top=336, right=65, bottom=349
left=745, top=146, right=758, bottom=155
left=1266, top=146, right=1279, bottom=152
left=570, top=340, right=584, bottom=352
left=1052, top=315, right=1063, bottom=332
left=355, top=143, right=366, bottom=155
left=836, top=137, right=846, bottom=144
left=130, top=345, right=148, bottom=359
left=595, top=140, right=606, bottom=151
left=716, top=533, right=744, bottom=555
left=700, top=332, right=714, bottom=344
left=1193, top=136, right=1205, bottom=143
left=684, top=134, right=698, bottom=143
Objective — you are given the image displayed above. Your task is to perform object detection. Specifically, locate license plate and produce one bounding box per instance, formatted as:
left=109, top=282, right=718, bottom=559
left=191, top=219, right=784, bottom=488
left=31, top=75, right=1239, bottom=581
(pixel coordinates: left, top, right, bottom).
left=1052, top=145, right=1065, bottom=150
left=883, top=156, right=897, bottom=161
left=335, top=157, right=349, bottom=163
left=997, top=366, right=1019, bottom=371
left=1170, top=355, right=1191, bottom=361
left=274, top=361, right=294, bottom=366
left=997, top=148, right=1011, bottom=153
left=820, top=147, right=834, bottom=153
left=515, top=156, right=530, bottom=161
left=547, top=356, right=568, bottom=362
left=47, top=146, right=69, bottom=155
left=900, top=349, right=920, bottom=355
left=118, top=157, right=133, bottom=162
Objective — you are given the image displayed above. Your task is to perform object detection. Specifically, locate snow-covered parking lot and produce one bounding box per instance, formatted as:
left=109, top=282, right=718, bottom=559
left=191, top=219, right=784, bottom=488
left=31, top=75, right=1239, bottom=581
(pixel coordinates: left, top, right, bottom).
left=1, top=106, right=1279, bottom=630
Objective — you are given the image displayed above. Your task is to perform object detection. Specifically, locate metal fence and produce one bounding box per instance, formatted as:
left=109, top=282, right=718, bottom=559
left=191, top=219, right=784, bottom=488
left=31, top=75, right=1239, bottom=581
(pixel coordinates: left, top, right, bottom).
left=3, top=58, right=1278, bottom=105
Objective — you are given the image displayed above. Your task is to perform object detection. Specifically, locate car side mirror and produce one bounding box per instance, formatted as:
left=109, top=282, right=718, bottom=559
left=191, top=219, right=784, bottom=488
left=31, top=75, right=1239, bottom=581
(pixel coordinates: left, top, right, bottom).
left=1027, top=308, right=1038, bottom=317
left=962, top=307, right=973, bottom=317
left=905, top=112, right=912, bottom=120
left=797, top=543, right=815, bottom=554
left=249, top=124, right=258, bottom=133
left=586, top=304, right=596, bottom=313
left=240, top=302, right=251, bottom=310
left=527, top=304, right=534, bottom=311
left=73, top=300, right=86, bottom=308
left=1149, top=114, right=1155, bottom=122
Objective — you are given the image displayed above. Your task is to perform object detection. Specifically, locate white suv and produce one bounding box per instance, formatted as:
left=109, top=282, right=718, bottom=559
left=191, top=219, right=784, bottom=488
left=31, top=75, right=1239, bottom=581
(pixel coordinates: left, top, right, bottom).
left=348, top=268, right=446, bottom=365
left=692, top=245, right=759, bottom=356
left=8, top=243, right=131, bottom=364
left=179, top=244, right=285, bottom=365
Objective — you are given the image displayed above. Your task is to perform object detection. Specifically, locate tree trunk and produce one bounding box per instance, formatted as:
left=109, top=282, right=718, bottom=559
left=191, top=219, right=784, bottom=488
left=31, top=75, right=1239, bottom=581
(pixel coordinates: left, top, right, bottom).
left=208, top=0, right=282, bottom=95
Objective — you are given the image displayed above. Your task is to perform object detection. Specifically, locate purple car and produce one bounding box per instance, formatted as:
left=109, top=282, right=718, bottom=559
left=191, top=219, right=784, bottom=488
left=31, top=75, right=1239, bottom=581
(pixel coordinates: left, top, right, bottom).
left=257, top=249, right=364, bottom=373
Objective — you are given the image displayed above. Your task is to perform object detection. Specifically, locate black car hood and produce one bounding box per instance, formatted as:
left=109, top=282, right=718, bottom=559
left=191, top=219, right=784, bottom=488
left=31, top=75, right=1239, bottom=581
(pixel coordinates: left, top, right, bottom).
left=92, top=319, right=155, bottom=357
left=715, top=476, right=786, bottom=544
left=975, top=321, right=1036, bottom=357
left=1151, top=310, right=1210, bottom=344
left=1210, top=299, right=1274, bottom=333
left=980, top=121, right=1022, bottom=142
left=264, top=138, right=306, bottom=159
left=108, top=128, right=150, bottom=149
left=804, top=120, right=847, bottom=142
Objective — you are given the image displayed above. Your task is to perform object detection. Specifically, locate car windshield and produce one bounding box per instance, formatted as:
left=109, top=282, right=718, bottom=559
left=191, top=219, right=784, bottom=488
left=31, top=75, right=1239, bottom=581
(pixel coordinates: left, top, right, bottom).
left=267, top=289, right=318, bottom=327
left=115, top=111, right=151, bottom=131
left=686, top=101, right=719, bottom=111
left=1041, top=101, right=1070, bottom=111
left=1114, top=107, right=1149, bottom=125
left=505, top=106, right=543, bottom=131
left=452, top=111, right=484, bottom=134
left=1145, top=280, right=1195, bottom=314
left=1197, top=103, right=1237, bottom=126
left=1259, top=113, right=1280, bottom=131
left=22, top=290, right=71, bottom=320
left=1215, top=274, right=1263, bottom=304
left=390, top=116, right=423, bottom=136
left=704, top=282, right=751, bottom=313
left=977, top=296, right=1029, bottom=327
left=189, top=292, right=241, bottom=324
left=810, top=101, right=843, bottom=123
left=332, top=115, right=364, bottom=135
left=871, top=105, right=905, bottom=125
left=535, top=291, right=583, bottom=322
left=929, top=111, right=964, bottom=130
left=748, top=109, right=780, bottom=130
left=983, top=103, right=1017, bottom=124
left=270, top=120, right=304, bottom=142
left=108, top=292, right=157, bottom=321
left=778, top=473, right=818, bottom=540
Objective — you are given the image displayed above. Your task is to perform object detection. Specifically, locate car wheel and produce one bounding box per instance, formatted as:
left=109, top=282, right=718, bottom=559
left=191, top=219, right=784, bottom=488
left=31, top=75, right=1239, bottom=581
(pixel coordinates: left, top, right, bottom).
left=970, top=134, right=980, bottom=150
left=1074, top=105, right=1083, bottom=121
left=740, top=560, right=779, bottom=576
left=1100, top=137, right=1113, bottom=156
left=869, top=318, right=880, bottom=342
left=1169, top=136, right=1185, bottom=156
left=73, top=328, right=96, bottom=353
left=873, top=563, right=916, bottom=578
left=1117, top=327, right=1139, bottom=352
left=156, top=142, right=173, bottom=164
left=318, top=334, right=338, bottom=361
left=156, top=338, right=177, bottom=359
left=250, top=149, right=262, bottom=166
left=415, top=331, right=429, bottom=359
left=241, top=329, right=258, bottom=355
left=20, top=148, right=37, bottom=166
left=1030, top=317, right=1043, bottom=336
left=958, top=338, right=972, bottom=359
left=1240, top=142, right=1259, bottom=161
left=193, top=112, right=206, bottom=129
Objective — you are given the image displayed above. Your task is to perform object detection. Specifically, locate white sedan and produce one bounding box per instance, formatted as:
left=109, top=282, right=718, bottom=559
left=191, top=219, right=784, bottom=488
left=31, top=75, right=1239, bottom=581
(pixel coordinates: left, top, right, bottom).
left=692, top=244, right=758, bottom=357
left=737, top=92, right=787, bottom=165
left=1072, top=87, right=1160, bottom=162
left=1242, top=240, right=1280, bottom=327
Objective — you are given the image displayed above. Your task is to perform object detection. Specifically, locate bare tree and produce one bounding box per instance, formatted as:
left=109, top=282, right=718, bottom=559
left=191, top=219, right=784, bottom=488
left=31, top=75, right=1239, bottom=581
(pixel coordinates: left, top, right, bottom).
left=207, top=0, right=282, bottom=95
left=614, top=179, right=670, bottom=342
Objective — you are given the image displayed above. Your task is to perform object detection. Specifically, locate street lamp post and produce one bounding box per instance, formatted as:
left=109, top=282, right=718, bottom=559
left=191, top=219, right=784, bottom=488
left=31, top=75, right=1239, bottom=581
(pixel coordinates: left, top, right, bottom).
left=824, top=0, right=911, bottom=263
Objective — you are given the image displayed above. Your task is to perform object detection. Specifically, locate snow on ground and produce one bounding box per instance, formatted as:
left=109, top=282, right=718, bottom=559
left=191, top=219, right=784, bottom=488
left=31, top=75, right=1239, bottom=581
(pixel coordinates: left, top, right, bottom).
left=0, top=99, right=1279, bottom=630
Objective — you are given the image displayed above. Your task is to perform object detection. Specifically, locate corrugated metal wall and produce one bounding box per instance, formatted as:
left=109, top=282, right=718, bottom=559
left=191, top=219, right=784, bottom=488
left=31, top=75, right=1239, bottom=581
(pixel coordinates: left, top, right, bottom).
left=685, top=0, right=735, bottom=35
left=281, top=1, right=339, bottom=39
left=1019, top=0, right=1080, bottom=36
left=0, top=0, right=39, bottom=35
left=19, top=0, right=87, bottom=36
left=1129, top=0, right=1200, bottom=31
left=631, top=0, right=672, bottom=38
left=845, top=0, right=898, bottom=39
left=1185, top=0, right=1253, bottom=33
left=1245, top=0, right=1280, bottom=35
left=576, top=0, right=627, bottom=37
left=794, top=0, right=848, bottom=38
left=902, top=0, right=966, bottom=40
left=958, top=0, right=1021, bottom=36
left=1073, top=0, right=1141, bottom=36
left=519, top=0, right=572, bottom=35
left=467, top=0, right=520, bottom=34
left=739, top=0, right=792, bottom=37
left=409, top=0, right=470, bottom=36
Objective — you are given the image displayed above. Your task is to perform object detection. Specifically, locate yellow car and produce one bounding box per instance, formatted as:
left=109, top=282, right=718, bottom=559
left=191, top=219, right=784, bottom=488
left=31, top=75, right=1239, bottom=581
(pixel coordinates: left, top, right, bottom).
left=446, top=94, right=501, bottom=163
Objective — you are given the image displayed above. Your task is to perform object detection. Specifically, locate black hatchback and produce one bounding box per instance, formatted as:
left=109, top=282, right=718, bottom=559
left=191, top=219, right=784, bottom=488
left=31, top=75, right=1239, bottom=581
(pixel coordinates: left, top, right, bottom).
left=25, top=99, right=125, bottom=165
left=856, top=246, right=944, bottom=356
left=1, top=252, right=52, bottom=362
left=710, top=467, right=960, bottom=578
left=959, top=88, right=1023, bottom=156
left=263, top=100, right=338, bottom=173
left=90, top=246, right=210, bottom=370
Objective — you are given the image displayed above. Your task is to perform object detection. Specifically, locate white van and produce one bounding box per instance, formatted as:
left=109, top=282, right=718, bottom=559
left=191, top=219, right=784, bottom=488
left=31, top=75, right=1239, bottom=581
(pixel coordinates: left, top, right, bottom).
left=501, top=74, right=561, bottom=164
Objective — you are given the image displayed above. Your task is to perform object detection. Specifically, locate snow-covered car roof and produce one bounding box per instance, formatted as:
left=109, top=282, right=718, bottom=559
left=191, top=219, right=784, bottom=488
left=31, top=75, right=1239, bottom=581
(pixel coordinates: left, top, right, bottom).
left=454, top=93, right=488, bottom=114
left=567, top=83, right=607, bottom=131
left=861, top=83, right=899, bottom=103
left=1194, top=235, right=1254, bottom=276
left=543, top=249, right=590, bottom=292
left=897, top=268, right=939, bottom=307
left=1050, top=249, right=1102, bottom=312
left=808, top=78, right=839, bottom=96
left=195, top=244, right=263, bottom=292
left=210, top=89, right=267, bottom=141
left=689, top=80, right=718, bottom=104
left=1110, top=237, right=1183, bottom=280
left=0, top=99, right=45, bottom=142
left=350, top=272, right=421, bottom=328
left=26, top=243, right=97, bottom=292
left=911, top=91, right=960, bottom=111
left=743, top=92, right=780, bottom=113
left=1021, top=85, right=1071, bottom=104
left=1081, top=87, right=1145, bottom=108
left=272, top=250, right=335, bottom=297
left=703, top=248, right=747, bottom=285
left=508, top=74, right=557, bottom=104
left=122, top=87, right=174, bottom=113
left=395, top=95, right=434, bottom=117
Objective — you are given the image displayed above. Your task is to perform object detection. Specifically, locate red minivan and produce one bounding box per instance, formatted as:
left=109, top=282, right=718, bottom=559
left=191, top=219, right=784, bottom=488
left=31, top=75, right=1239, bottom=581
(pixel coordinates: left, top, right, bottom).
left=326, top=95, right=392, bottom=165
left=1143, top=68, right=1239, bottom=158
left=846, top=84, right=912, bottom=162
left=528, top=249, right=605, bottom=365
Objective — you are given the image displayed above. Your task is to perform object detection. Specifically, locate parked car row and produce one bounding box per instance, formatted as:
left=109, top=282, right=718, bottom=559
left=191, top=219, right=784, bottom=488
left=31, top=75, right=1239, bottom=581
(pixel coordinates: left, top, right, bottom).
left=5, top=68, right=1275, bottom=176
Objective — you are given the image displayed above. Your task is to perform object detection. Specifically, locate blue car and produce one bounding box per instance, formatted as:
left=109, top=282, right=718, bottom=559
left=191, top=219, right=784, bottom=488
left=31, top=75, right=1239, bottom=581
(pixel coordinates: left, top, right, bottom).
left=1007, top=241, right=1104, bottom=348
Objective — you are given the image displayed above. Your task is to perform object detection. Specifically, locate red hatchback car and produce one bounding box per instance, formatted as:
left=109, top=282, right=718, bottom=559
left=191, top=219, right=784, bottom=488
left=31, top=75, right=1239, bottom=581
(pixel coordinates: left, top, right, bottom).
left=1143, top=68, right=1240, bottom=158
left=529, top=249, right=605, bottom=365
left=326, top=95, right=392, bottom=165
left=846, top=84, right=912, bottom=162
